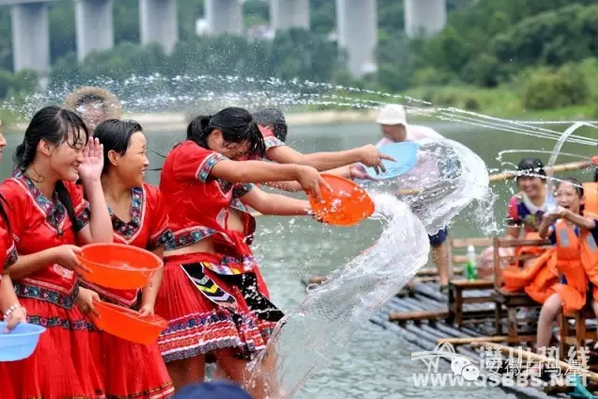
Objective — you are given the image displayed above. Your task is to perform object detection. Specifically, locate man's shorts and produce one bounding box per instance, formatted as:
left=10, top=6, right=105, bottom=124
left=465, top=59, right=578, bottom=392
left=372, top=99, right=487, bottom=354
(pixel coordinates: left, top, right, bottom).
left=428, top=228, right=448, bottom=246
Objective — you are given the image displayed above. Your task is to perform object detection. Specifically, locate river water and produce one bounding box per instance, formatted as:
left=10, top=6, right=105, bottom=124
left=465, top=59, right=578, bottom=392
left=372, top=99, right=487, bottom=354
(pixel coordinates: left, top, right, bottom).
left=2, top=120, right=596, bottom=398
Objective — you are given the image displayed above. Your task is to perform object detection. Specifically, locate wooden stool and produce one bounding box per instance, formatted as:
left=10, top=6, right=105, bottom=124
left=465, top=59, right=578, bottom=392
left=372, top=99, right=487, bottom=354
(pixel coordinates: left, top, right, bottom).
left=447, top=279, right=494, bottom=326
left=492, top=237, right=552, bottom=342
left=559, top=305, right=597, bottom=360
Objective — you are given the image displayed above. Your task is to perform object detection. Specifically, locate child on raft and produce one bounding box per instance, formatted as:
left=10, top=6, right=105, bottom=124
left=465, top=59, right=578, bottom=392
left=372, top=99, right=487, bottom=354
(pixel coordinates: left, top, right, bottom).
left=536, top=178, right=598, bottom=351
left=154, top=107, right=328, bottom=396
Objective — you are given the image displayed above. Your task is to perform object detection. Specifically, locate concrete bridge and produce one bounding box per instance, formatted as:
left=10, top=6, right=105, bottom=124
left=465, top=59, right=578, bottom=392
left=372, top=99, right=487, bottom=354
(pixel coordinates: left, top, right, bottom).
left=1, top=0, right=446, bottom=77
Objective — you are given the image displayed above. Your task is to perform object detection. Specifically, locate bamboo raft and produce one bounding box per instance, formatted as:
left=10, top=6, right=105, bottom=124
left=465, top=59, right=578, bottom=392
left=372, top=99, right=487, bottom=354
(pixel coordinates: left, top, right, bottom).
left=370, top=280, right=598, bottom=399
left=297, top=274, right=598, bottom=398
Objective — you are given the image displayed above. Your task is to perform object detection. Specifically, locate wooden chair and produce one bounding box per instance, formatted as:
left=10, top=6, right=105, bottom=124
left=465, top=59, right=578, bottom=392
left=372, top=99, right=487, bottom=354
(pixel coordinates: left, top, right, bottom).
left=446, top=237, right=494, bottom=326
left=492, top=237, right=552, bottom=342
left=558, top=305, right=597, bottom=359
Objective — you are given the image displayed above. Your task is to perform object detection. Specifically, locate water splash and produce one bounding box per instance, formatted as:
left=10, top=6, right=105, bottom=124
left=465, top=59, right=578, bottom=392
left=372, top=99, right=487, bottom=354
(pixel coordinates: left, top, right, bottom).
left=5, top=74, right=598, bottom=150
left=246, top=194, right=430, bottom=398
left=246, top=138, right=493, bottom=397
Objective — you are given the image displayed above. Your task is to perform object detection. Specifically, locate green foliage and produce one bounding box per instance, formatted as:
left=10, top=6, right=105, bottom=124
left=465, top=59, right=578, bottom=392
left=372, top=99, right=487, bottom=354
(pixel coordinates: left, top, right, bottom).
left=0, top=68, right=37, bottom=99
left=521, top=63, right=590, bottom=110
left=49, top=29, right=338, bottom=88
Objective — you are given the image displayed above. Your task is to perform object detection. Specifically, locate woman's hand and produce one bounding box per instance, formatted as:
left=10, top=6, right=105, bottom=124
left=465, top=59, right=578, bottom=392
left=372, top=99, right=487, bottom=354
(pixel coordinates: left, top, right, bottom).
left=76, top=287, right=100, bottom=318
left=349, top=164, right=378, bottom=181
left=359, top=144, right=395, bottom=175
left=3, top=306, right=27, bottom=333
left=78, top=137, right=104, bottom=183
left=52, top=245, right=90, bottom=275
left=295, top=166, right=331, bottom=202
left=138, top=303, right=155, bottom=317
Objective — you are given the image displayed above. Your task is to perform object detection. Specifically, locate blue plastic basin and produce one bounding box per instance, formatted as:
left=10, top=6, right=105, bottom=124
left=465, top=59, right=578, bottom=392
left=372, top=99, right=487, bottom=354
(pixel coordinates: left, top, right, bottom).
left=0, top=322, right=46, bottom=362
left=363, top=142, right=421, bottom=180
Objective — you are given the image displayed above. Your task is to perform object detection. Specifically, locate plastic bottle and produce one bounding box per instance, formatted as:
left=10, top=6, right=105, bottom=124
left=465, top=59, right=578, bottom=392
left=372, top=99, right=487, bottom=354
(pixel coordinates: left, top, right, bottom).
left=466, top=245, right=478, bottom=281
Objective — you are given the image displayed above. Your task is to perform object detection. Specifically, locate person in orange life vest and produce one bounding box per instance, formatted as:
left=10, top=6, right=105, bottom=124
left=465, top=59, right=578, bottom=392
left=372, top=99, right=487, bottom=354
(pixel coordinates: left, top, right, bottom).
left=154, top=107, right=328, bottom=395
left=500, top=159, right=559, bottom=306
left=84, top=119, right=174, bottom=399
left=0, top=106, right=114, bottom=398
left=536, top=178, right=598, bottom=350
left=252, top=108, right=393, bottom=181
left=64, top=86, right=123, bottom=132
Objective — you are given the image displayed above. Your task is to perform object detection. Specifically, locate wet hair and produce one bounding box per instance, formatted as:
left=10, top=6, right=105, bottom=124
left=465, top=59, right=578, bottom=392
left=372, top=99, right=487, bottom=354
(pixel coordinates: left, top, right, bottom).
left=63, top=86, right=123, bottom=121
left=187, top=107, right=265, bottom=158
left=14, top=105, right=89, bottom=233
left=559, top=177, right=585, bottom=213
left=94, top=119, right=143, bottom=174
left=253, top=108, right=288, bottom=142
left=516, top=157, right=546, bottom=181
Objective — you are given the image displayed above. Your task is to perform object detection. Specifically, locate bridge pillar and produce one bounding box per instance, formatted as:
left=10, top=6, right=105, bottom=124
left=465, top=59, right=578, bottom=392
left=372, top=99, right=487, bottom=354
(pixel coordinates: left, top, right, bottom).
left=404, top=0, right=447, bottom=38
left=205, top=0, right=243, bottom=35
left=75, top=0, right=114, bottom=61
left=336, top=0, right=377, bottom=77
left=270, top=0, right=309, bottom=31
left=139, top=0, right=178, bottom=54
left=11, top=2, right=50, bottom=72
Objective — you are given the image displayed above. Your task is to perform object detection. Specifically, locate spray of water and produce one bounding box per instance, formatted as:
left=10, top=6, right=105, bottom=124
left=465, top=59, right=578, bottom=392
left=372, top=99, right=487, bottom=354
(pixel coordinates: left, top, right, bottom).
left=246, top=138, right=493, bottom=397
left=5, top=74, right=598, bottom=150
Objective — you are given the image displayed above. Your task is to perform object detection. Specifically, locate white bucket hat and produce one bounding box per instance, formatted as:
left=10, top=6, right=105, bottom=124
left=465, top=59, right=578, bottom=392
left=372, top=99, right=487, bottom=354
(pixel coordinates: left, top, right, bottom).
left=376, top=104, right=407, bottom=126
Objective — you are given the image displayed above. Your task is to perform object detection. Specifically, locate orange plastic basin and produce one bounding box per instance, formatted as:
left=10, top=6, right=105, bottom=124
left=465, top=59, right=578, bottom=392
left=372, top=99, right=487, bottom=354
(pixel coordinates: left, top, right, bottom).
left=309, top=174, right=375, bottom=226
left=78, top=243, right=163, bottom=290
left=91, top=302, right=168, bottom=344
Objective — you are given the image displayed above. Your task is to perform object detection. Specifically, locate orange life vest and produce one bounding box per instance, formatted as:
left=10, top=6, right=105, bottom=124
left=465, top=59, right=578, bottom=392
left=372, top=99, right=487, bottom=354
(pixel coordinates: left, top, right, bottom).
left=552, top=220, right=595, bottom=315
left=583, top=182, right=598, bottom=220
left=502, top=232, right=557, bottom=304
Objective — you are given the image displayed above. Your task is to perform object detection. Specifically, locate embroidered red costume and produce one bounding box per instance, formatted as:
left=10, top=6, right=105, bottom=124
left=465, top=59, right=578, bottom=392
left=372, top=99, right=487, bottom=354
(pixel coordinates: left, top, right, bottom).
left=86, top=183, right=174, bottom=399
left=0, top=227, right=19, bottom=398
left=155, top=141, right=282, bottom=362
left=0, top=171, right=104, bottom=399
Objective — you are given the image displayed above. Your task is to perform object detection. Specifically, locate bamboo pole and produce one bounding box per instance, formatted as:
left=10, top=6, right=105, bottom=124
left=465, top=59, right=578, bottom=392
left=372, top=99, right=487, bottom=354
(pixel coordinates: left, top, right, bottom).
left=489, top=160, right=593, bottom=183
left=397, top=160, right=594, bottom=196
left=249, top=160, right=595, bottom=215
left=436, top=335, right=536, bottom=346
left=470, top=342, right=598, bottom=383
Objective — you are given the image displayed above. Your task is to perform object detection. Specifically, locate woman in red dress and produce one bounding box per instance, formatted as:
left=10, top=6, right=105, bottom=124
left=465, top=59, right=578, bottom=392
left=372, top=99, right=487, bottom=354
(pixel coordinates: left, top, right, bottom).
left=0, top=105, right=114, bottom=399
left=86, top=119, right=174, bottom=398
left=0, top=119, right=26, bottom=399
left=155, top=107, right=326, bottom=395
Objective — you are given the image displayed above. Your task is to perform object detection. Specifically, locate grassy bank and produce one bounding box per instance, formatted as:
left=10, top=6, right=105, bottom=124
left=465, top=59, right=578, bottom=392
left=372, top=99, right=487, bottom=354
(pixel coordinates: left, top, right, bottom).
left=403, top=85, right=596, bottom=121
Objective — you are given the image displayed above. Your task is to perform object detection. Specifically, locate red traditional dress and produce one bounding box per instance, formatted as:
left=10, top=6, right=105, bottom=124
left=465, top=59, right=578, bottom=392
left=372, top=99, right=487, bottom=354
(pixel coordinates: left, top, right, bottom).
left=259, top=125, right=286, bottom=155
left=0, top=171, right=104, bottom=399
left=85, top=183, right=174, bottom=399
left=155, top=140, right=283, bottom=363
left=0, top=227, right=19, bottom=398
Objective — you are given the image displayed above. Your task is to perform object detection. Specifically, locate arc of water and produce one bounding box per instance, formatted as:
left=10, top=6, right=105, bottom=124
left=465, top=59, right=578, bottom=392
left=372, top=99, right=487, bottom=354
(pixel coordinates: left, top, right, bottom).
left=546, top=122, right=594, bottom=207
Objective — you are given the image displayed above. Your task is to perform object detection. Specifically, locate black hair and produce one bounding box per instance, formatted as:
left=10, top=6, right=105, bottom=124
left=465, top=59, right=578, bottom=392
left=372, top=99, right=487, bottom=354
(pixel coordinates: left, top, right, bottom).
left=253, top=108, right=288, bottom=142
left=94, top=119, right=143, bottom=174
left=187, top=107, right=265, bottom=158
left=594, top=166, right=598, bottom=183
left=0, top=196, right=11, bottom=235
left=14, top=105, right=89, bottom=233
left=559, top=177, right=585, bottom=213
left=516, top=157, right=546, bottom=180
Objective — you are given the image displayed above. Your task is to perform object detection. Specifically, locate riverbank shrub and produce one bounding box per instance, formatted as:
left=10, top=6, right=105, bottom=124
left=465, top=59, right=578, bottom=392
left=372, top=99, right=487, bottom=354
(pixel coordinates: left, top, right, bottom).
left=521, top=64, right=589, bottom=110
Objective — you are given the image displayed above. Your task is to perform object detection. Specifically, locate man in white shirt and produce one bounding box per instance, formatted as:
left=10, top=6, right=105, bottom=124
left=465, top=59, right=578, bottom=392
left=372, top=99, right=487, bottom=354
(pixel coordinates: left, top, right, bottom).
left=376, top=104, right=452, bottom=291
